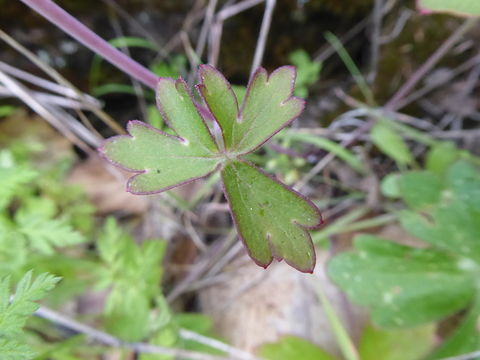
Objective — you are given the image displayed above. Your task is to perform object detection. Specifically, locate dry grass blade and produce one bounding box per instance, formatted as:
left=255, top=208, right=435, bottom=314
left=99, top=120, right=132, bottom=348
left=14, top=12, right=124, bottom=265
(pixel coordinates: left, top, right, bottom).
left=0, top=28, right=124, bottom=135
left=0, top=69, right=97, bottom=151
left=209, top=0, right=264, bottom=66
left=35, top=306, right=257, bottom=360
left=250, top=0, right=276, bottom=76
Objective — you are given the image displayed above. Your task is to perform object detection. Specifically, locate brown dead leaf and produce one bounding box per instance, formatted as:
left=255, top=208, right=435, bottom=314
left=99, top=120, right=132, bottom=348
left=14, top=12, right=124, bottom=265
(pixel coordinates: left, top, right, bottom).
left=67, top=156, right=147, bottom=215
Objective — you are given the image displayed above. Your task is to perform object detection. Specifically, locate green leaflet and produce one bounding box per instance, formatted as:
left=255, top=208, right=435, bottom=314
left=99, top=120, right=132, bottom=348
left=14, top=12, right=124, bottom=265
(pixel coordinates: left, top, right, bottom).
left=328, top=235, right=475, bottom=327
left=100, top=66, right=321, bottom=272
left=222, top=161, right=320, bottom=272
left=359, top=324, right=435, bottom=360
left=198, top=65, right=305, bottom=154
left=328, top=159, right=480, bottom=358
left=371, top=120, right=413, bottom=166
left=100, top=78, right=221, bottom=194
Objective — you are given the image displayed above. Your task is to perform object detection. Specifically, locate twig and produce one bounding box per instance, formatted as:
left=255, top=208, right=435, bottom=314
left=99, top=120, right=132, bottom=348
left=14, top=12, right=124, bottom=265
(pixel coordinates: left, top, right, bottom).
left=184, top=214, right=208, bottom=252
left=34, top=306, right=250, bottom=360
left=394, top=52, right=480, bottom=109
left=0, top=28, right=124, bottom=135
left=250, top=0, right=276, bottom=76
left=196, top=0, right=219, bottom=60
left=0, top=70, right=96, bottom=151
left=209, top=0, right=264, bottom=67
left=385, top=17, right=478, bottom=110
left=379, top=8, right=412, bottom=44
left=179, top=328, right=259, bottom=360
left=0, top=86, right=90, bottom=110
left=314, top=0, right=397, bottom=63
left=439, top=351, right=480, bottom=360
left=181, top=31, right=201, bottom=85
left=0, top=61, right=100, bottom=107
left=296, top=18, right=479, bottom=189
left=20, top=0, right=158, bottom=89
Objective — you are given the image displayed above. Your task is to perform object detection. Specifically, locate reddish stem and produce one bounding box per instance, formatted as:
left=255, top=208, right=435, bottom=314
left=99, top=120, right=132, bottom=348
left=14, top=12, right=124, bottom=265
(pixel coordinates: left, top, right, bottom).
left=19, top=0, right=159, bottom=90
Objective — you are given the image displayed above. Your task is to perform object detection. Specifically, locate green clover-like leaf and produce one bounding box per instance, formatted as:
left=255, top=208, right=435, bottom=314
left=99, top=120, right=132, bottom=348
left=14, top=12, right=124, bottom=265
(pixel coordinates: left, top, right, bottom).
left=100, top=66, right=321, bottom=272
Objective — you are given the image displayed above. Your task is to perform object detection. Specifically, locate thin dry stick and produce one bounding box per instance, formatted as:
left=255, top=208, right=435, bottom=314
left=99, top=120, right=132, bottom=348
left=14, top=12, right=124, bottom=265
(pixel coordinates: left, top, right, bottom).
left=395, top=52, right=480, bottom=110
left=196, top=0, right=219, bottom=59
left=179, top=328, right=259, bottom=360
left=0, top=28, right=124, bottom=135
left=0, top=70, right=95, bottom=152
left=439, top=351, right=480, bottom=360
left=0, top=61, right=100, bottom=107
left=295, top=18, right=479, bottom=189
left=184, top=214, right=208, bottom=252
left=157, top=0, right=206, bottom=62
left=181, top=31, right=201, bottom=85
left=0, top=87, right=90, bottom=110
left=314, top=0, right=397, bottom=63
left=385, top=17, right=478, bottom=110
left=34, top=306, right=254, bottom=360
left=209, top=0, right=265, bottom=67
left=250, top=0, right=276, bottom=76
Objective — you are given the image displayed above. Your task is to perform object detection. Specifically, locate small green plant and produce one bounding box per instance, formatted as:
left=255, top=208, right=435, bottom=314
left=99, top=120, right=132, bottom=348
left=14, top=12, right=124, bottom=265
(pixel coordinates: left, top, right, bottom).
left=95, top=217, right=166, bottom=341
left=328, top=155, right=480, bottom=358
left=100, top=66, right=322, bottom=272
left=0, top=271, right=60, bottom=360
left=288, top=49, right=321, bottom=98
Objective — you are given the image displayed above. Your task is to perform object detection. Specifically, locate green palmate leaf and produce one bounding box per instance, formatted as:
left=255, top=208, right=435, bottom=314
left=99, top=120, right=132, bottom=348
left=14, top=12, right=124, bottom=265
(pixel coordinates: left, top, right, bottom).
left=198, top=65, right=304, bottom=154
left=359, top=324, right=435, bottom=360
left=417, top=0, right=480, bottom=17
left=397, top=171, right=443, bottom=210
left=100, top=66, right=321, bottom=272
left=99, top=78, right=221, bottom=194
left=329, top=159, right=480, bottom=357
left=258, top=336, right=335, bottom=360
left=221, top=161, right=321, bottom=272
left=328, top=235, right=475, bottom=327
left=425, top=142, right=461, bottom=174
left=400, top=161, right=480, bottom=261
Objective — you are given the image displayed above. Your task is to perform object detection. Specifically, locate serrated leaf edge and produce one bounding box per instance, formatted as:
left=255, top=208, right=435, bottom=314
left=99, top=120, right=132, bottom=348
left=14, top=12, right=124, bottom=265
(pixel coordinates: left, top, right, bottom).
left=98, top=120, right=221, bottom=195
left=155, top=77, right=219, bottom=149
left=220, top=160, right=322, bottom=273
left=197, top=65, right=306, bottom=155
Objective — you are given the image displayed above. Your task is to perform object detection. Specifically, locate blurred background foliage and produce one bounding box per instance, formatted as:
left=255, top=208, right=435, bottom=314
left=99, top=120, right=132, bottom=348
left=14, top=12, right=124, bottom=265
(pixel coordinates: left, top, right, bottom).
left=0, top=0, right=480, bottom=359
